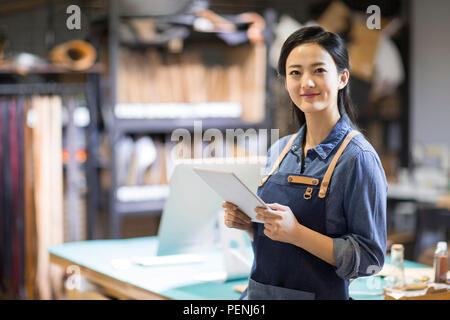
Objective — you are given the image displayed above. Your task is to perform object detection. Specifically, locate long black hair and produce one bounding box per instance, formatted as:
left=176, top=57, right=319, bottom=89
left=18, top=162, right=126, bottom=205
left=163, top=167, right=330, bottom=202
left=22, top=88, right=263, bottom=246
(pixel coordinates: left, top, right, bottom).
left=277, top=26, right=358, bottom=129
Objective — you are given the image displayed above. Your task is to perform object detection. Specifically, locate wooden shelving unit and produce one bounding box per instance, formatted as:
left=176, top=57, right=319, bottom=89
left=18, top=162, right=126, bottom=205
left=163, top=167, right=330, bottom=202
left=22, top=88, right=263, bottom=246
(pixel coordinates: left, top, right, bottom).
left=103, top=0, right=276, bottom=238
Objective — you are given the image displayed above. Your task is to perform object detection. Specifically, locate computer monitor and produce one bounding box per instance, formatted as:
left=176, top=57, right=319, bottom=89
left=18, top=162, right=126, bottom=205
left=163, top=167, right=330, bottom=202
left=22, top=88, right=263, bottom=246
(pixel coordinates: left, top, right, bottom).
left=156, top=157, right=266, bottom=256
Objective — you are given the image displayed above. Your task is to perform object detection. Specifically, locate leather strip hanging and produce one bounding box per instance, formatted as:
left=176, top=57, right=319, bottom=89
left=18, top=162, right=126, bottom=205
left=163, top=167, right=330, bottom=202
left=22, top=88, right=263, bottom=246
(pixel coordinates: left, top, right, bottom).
left=33, top=95, right=64, bottom=299
left=33, top=95, right=51, bottom=299
left=17, top=97, right=26, bottom=299
left=9, top=98, right=20, bottom=298
left=46, top=96, right=64, bottom=299
left=48, top=95, right=64, bottom=299
left=2, top=98, right=12, bottom=298
left=0, top=98, right=4, bottom=297
left=24, top=97, right=37, bottom=300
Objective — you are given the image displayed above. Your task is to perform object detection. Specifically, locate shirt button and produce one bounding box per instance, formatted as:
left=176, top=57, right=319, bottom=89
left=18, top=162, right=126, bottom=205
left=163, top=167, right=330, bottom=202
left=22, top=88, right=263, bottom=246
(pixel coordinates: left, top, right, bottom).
left=291, top=145, right=298, bottom=151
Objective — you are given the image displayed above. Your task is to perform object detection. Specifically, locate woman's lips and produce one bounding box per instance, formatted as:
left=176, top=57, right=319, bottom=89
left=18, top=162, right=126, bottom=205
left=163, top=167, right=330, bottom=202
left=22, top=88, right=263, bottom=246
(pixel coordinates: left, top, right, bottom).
left=301, top=93, right=320, bottom=98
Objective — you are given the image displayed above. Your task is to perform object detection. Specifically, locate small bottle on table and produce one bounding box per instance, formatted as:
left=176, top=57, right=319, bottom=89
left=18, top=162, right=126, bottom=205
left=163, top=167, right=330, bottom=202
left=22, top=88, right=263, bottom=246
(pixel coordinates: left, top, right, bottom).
left=433, top=241, right=448, bottom=284
left=388, top=244, right=406, bottom=289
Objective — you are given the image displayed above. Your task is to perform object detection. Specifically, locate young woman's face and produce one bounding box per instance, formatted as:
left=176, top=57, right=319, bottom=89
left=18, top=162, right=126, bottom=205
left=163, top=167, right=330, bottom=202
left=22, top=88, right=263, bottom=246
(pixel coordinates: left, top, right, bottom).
left=284, top=43, right=348, bottom=115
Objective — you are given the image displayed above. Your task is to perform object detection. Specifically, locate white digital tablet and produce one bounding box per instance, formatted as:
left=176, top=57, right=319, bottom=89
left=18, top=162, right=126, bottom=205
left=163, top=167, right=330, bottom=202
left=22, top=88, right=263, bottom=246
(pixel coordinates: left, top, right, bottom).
left=193, top=167, right=267, bottom=223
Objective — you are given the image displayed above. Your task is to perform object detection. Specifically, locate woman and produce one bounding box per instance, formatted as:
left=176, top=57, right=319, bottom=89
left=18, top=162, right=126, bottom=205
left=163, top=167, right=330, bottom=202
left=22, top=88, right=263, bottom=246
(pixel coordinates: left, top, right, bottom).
left=222, top=26, right=387, bottom=300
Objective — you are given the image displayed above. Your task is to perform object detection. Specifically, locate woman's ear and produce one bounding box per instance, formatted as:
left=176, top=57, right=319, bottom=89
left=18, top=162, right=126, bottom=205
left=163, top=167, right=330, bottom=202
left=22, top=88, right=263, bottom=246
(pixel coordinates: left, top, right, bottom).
left=338, top=69, right=349, bottom=90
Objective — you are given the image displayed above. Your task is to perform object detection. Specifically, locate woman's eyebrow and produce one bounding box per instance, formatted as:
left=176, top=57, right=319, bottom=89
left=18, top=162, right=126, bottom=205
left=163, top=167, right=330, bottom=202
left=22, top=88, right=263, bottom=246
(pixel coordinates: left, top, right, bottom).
left=288, top=62, right=326, bottom=69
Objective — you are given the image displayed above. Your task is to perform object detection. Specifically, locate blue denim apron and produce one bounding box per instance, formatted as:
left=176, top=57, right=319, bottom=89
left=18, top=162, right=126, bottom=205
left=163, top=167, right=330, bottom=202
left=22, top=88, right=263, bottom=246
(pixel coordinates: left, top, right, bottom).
left=245, top=130, right=360, bottom=300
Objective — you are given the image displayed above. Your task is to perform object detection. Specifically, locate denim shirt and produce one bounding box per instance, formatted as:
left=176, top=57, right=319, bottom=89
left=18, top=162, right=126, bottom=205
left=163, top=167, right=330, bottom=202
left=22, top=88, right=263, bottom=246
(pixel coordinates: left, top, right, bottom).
left=264, top=113, right=387, bottom=280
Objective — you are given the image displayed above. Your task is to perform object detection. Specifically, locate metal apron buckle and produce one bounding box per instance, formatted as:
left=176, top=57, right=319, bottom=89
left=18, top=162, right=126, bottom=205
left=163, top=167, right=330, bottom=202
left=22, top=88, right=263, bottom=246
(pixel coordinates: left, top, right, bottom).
left=304, top=187, right=313, bottom=200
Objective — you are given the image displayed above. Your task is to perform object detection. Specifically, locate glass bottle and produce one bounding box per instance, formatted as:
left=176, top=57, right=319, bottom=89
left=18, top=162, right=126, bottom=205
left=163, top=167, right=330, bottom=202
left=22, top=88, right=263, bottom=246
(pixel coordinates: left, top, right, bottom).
left=388, top=244, right=406, bottom=289
left=433, top=241, right=448, bottom=283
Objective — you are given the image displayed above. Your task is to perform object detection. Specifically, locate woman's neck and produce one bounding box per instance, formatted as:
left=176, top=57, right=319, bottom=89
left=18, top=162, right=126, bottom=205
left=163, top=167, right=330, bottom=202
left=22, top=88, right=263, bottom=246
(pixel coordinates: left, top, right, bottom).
left=303, top=107, right=341, bottom=149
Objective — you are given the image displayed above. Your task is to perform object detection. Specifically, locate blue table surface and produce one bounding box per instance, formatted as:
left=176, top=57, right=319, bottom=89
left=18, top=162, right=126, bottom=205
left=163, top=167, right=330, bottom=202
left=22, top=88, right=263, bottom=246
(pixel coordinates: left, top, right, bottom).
left=48, top=236, right=430, bottom=300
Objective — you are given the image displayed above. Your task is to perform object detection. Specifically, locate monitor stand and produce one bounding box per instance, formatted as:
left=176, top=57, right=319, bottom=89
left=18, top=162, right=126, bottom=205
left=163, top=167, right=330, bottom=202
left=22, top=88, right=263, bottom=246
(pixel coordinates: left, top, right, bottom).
left=194, top=210, right=252, bottom=282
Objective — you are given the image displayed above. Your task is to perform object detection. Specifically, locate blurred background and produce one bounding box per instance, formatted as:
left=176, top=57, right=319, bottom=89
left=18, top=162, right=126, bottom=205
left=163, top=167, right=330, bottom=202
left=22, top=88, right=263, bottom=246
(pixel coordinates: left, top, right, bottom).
left=0, top=0, right=449, bottom=299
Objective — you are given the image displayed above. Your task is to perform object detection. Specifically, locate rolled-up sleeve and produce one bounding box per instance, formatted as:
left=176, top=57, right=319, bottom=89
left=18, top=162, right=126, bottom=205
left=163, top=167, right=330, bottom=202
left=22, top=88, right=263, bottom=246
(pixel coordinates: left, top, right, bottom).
left=333, top=150, right=387, bottom=280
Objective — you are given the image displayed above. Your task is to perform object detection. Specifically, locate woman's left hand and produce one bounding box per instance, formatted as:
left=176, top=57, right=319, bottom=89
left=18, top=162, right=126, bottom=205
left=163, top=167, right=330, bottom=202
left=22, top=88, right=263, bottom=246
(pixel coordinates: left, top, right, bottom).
left=255, top=203, right=300, bottom=244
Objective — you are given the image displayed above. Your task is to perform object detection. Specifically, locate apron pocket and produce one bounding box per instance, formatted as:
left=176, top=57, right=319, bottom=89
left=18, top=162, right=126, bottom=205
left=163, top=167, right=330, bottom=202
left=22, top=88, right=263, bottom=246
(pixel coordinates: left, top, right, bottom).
left=247, top=278, right=315, bottom=300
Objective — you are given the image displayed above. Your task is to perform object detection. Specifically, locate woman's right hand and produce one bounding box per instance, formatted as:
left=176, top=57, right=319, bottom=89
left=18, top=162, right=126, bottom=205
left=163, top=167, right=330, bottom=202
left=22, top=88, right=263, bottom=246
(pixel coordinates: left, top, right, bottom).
left=222, top=201, right=253, bottom=232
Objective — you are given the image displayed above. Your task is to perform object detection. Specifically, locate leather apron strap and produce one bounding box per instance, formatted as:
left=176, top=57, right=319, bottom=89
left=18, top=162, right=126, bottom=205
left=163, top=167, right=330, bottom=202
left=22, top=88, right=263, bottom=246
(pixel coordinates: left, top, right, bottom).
left=258, top=133, right=298, bottom=187
left=318, top=130, right=360, bottom=198
left=259, top=129, right=361, bottom=198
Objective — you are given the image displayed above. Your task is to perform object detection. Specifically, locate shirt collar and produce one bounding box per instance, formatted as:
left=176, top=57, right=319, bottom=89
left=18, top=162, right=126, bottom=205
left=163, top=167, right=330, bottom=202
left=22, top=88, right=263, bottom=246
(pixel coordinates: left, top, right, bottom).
left=290, top=113, right=353, bottom=160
